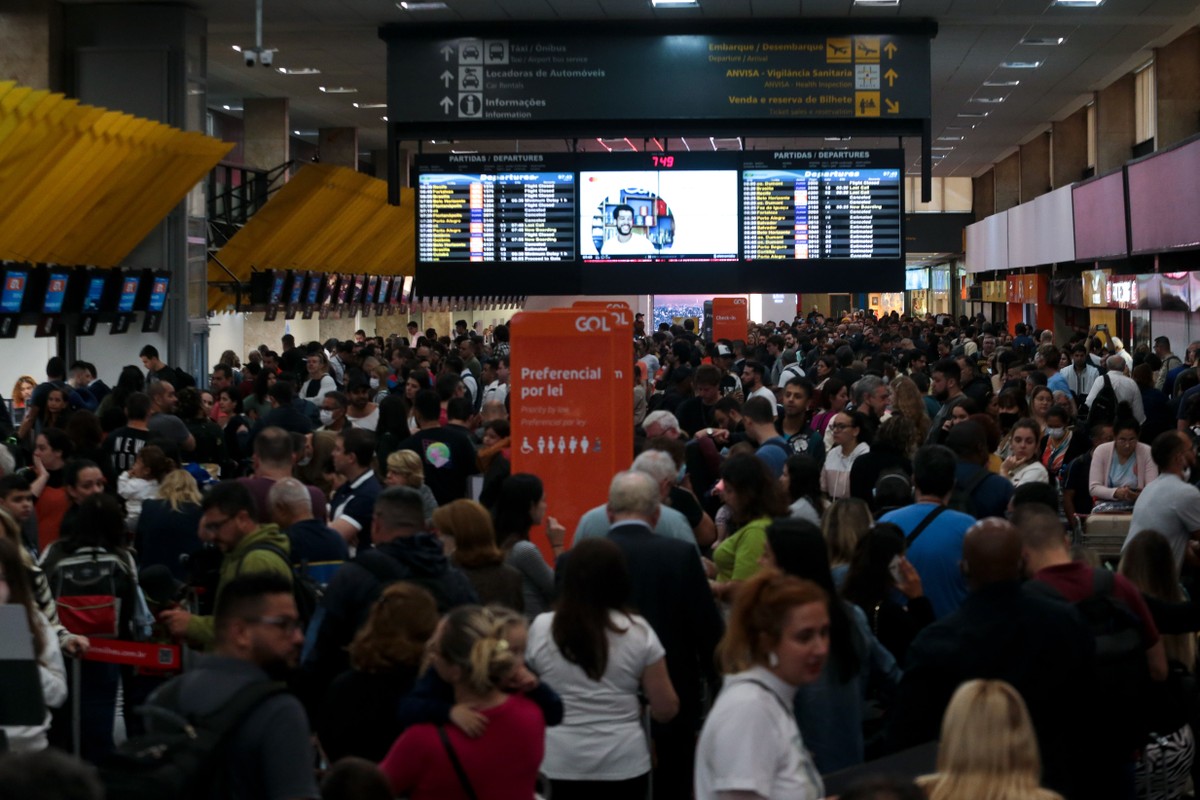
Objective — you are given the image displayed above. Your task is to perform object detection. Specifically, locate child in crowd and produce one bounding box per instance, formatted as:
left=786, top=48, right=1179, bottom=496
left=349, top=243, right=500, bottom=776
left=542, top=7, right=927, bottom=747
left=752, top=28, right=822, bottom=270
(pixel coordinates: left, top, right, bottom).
left=116, top=445, right=174, bottom=533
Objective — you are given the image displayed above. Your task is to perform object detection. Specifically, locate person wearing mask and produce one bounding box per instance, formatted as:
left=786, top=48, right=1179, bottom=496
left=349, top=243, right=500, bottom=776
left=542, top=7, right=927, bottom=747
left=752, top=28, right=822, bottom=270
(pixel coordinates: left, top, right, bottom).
left=694, top=569, right=830, bottom=800
left=318, top=390, right=350, bottom=434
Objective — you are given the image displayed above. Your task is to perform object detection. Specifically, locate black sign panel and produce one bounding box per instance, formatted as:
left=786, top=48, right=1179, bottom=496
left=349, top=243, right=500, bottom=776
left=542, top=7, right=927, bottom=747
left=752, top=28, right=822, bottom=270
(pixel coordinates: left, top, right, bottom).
left=385, top=25, right=932, bottom=128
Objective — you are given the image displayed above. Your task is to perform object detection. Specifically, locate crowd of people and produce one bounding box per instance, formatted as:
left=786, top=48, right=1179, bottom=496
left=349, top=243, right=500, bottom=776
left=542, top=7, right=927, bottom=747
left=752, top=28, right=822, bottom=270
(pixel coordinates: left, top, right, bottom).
left=1, top=309, right=1200, bottom=800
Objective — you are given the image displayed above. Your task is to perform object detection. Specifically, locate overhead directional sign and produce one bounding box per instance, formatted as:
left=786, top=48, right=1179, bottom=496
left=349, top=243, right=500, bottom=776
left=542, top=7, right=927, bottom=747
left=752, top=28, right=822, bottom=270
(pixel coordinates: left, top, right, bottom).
left=383, top=25, right=932, bottom=127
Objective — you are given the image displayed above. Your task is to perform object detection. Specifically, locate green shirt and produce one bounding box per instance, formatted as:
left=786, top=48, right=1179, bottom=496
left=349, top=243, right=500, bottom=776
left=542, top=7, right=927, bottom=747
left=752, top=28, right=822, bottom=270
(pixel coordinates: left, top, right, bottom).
left=713, top=517, right=772, bottom=582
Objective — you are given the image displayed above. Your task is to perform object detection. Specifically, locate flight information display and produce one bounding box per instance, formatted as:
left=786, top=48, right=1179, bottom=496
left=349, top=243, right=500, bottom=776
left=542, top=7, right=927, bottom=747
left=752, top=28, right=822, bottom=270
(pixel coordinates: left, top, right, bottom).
left=417, top=155, right=576, bottom=263
left=742, top=152, right=903, bottom=261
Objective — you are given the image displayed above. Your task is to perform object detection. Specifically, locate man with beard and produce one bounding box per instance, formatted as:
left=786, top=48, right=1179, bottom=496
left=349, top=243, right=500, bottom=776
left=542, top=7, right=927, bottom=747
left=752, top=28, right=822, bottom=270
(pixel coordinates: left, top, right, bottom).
left=776, top=377, right=824, bottom=460
left=925, top=358, right=966, bottom=444
left=148, top=573, right=319, bottom=800
left=601, top=204, right=657, bottom=256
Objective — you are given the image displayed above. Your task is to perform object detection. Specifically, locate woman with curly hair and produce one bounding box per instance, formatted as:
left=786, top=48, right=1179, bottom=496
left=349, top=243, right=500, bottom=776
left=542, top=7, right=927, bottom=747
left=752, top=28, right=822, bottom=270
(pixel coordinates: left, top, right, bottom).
left=888, top=374, right=931, bottom=447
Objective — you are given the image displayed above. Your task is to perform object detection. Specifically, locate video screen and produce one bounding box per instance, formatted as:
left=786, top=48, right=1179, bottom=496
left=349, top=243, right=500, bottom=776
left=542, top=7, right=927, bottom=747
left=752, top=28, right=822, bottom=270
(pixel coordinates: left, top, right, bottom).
left=336, top=274, right=351, bottom=304
left=43, top=271, right=69, bottom=314
left=1, top=270, right=28, bottom=314
left=579, top=168, right=738, bottom=262
left=268, top=272, right=286, bottom=306
left=288, top=272, right=305, bottom=306
left=351, top=275, right=366, bottom=305
left=149, top=275, right=170, bottom=313
left=365, top=275, right=379, bottom=305
left=320, top=273, right=338, bottom=305
left=118, top=275, right=140, bottom=313
left=305, top=273, right=322, bottom=306
left=377, top=276, right=391, bottom=305
left=82, top=274, right=106, bottom=313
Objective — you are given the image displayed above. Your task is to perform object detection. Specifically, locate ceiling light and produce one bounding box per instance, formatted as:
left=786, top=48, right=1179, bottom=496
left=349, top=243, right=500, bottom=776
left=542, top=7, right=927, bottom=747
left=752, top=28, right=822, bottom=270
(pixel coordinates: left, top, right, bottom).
left=231, top=45, right=242, bottom=53
left=380, top=116, right=389, bottom=122
left=398, top=1, right=449, bottom=9
left=854, top=0, right=901, bottom=5
left=292, top=130, right=317, bottom=136
left=957, top=111, right=989, bottom=118
left=651, top=0, right=701, bottom=6
left=1054, top=0, right=1103, bottom=6
left=825, top=136, right=851, bottom=141
left=970, top=96, right=1006, bottom=103
left=221, top=104, right=244, bottom=111
left=277, top=67, right=321, bottom=75
left=937, top=135, right=964, bottom=141
left=319, top=86, right=358, bottom=94
left=1000, top=60, right=1043, bottom=68
left=944, top=124, right=974, bottom=130
left=353, top=102, right=387, bottom=109
left=1021, top=36, right=1066, bottom=45
left=984, top=79, right=1020, bottom=87
left=931, top=146, right=956, bottom=151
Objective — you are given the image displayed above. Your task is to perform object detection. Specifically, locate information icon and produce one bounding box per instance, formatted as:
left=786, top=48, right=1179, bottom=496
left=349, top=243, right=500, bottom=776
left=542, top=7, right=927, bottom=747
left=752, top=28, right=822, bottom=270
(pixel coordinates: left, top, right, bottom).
left=458, top=93, right=483, bottom=118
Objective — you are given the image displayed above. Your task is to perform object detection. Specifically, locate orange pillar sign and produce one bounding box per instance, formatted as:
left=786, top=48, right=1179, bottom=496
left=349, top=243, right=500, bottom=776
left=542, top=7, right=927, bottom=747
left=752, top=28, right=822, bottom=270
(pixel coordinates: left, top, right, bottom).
left=711, top=296, right=748, bottom=342
left=511, top=308, right=633, bottom=561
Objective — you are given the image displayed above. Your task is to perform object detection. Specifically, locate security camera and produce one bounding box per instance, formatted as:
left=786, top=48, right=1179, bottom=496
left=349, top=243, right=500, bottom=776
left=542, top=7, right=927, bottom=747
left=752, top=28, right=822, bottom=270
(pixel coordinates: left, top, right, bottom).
left=260, top=49, right=273, bottom=67
left=245, top=51, right=256, bottom=67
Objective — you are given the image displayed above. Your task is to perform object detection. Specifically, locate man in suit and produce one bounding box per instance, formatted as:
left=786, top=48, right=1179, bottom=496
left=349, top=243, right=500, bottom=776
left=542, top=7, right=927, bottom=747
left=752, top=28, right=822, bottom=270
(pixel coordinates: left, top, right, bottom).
left=603, top=470, right=724, bottom=800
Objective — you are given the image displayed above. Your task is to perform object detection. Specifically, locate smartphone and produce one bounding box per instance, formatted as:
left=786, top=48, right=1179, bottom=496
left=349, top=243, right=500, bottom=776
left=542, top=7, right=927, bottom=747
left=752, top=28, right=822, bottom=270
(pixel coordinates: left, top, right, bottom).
left=888, top=555, right=903, bottom=584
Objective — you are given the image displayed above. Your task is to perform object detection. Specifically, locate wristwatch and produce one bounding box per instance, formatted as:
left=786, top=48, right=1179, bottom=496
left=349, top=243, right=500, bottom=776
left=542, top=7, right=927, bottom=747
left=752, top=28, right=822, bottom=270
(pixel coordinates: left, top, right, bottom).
left=706, top=427, right=714, bottom=436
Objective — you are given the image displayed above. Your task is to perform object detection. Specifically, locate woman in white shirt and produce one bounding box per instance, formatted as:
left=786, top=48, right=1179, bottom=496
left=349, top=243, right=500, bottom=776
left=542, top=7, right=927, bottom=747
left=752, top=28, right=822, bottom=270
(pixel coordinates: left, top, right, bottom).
left=822, top=410, right=871, bottom=500
left=0, top=536, right=67, bottom=752
left=526, top=537, right=678, bottom=799
left=695, top=568, right=830, bottom=800
left=1001, top=418, right=1050, bottom=487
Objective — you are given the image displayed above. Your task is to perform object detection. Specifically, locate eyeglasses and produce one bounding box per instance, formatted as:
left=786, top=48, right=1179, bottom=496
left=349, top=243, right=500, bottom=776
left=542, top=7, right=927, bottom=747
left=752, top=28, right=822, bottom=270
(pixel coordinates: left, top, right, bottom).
left=830, top=423, right=854, bottom=431
left=247, top=615, right=302, bottom=634
left=202, top=515, right=233, bottom=534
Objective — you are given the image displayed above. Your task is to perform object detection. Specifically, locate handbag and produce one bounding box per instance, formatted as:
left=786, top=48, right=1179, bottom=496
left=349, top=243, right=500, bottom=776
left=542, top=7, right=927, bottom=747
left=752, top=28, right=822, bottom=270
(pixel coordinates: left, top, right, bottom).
left=437, top=725, right=479, bottom=800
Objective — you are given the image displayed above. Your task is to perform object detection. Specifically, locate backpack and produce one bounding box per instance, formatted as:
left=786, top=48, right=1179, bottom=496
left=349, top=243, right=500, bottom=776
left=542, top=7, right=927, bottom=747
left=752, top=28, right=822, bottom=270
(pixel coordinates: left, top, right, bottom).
left=1027, top=570, right=1152, bottom=751
left=99, top=679, right=286, bottom=800
left=47, top=546, right=137, bottom=639
left=237, top=542, right=323, bottom=631
left=355, top=548, right=458, bottom=613
left=1086, top=374, right=1119, bottom=425
left=948, top=466, right=993, bottom=518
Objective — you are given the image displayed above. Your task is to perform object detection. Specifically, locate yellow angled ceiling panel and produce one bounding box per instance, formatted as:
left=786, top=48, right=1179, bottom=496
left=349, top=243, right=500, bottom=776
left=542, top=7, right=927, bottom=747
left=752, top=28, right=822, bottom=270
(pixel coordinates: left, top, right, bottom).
left=206, top=164, right=414, bottom=312
left=0, top=82, right=232, bottom=266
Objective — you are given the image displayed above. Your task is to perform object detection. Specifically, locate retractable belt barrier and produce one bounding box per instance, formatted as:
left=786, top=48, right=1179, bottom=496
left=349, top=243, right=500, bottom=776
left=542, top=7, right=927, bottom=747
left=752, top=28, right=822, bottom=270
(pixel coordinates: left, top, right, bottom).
left=78, top=640, right=182, bottom=671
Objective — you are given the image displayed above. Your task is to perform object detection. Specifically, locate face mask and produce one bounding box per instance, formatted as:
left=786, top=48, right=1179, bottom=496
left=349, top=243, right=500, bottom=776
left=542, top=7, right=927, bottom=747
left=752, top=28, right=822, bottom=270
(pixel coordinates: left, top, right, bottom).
left=1184, top=467, right=1192, bottom=483
left=319, top=410, right=335, bottom=426
left=297, top=455, right=312, bottom=467
left=369, top=377, right=380, bottom=390
left=999, top=412, right=1019, bottom=429
left=1046, top=427, right=1064, bottom=439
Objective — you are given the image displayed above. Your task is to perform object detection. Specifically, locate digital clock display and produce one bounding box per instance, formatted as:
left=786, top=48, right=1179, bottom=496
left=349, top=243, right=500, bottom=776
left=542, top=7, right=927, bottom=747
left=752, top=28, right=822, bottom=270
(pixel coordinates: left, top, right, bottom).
left=651, top=155, right=675, bottom=168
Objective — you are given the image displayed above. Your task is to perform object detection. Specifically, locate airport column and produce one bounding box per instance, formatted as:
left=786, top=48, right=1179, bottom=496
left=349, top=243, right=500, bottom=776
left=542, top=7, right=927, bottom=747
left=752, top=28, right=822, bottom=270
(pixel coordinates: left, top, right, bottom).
left=1051, top=107, right=1088, bottom=188
left=319, top=127, right=358, bottom=169
left=1094, top=74, right=1135, bottom=175
left=0, top=0, right=61, bottom=92
left=61, top=3, right=208, bottom=384
left=993, top=152, right=1020, bottom=213
left=1155, top=29, right=1200, bottom=150
left=1019, top=132, right=1050, bottom=202
left=243, top=98, right=290, bottom=190
left=972, top=170, right=995, bottom=220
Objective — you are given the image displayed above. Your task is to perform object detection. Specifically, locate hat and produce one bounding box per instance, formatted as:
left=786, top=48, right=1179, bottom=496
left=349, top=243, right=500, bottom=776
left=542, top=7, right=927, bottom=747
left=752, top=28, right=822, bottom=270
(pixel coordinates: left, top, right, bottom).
left=715, top=344, right=733, bottom=358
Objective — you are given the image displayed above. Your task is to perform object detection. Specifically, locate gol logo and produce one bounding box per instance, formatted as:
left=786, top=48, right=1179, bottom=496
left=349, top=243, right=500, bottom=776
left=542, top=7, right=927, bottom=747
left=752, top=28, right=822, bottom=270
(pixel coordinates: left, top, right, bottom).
left=733, top=298, right=747, bottom=306
left=575, top=315, right=612, bottom=332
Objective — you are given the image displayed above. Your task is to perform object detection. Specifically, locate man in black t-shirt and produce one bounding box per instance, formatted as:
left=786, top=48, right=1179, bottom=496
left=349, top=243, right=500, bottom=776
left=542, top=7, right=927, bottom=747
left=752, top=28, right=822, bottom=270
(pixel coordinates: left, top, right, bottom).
left=396, top=389, right=478, bottom=505
left=103, top=391, right=152, bottom=476
left=675, top=365, right=723, bottom=438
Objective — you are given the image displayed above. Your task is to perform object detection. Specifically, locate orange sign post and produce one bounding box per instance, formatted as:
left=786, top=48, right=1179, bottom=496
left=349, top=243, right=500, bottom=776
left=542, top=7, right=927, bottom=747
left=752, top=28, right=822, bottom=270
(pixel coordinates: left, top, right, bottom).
left=511, top=308, right=633, bottom=561
left=711, top=296, right=748, bottom=342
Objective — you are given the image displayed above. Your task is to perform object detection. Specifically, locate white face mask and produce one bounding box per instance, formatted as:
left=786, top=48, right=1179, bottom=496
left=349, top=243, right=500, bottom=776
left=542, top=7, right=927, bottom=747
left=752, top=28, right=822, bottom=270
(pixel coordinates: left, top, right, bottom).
left=1046, top=427, right=1064, bottom=439
left=369, top=377, right=380, bottom=390
left=319, top=409, right=335, bottom=426
left=298, top=455, right=312, bottom=467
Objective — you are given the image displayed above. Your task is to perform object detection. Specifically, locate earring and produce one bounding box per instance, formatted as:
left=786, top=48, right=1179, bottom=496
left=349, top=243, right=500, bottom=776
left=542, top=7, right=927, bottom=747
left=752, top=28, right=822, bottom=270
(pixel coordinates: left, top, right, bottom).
left=768, top=651, right=779, bottom=668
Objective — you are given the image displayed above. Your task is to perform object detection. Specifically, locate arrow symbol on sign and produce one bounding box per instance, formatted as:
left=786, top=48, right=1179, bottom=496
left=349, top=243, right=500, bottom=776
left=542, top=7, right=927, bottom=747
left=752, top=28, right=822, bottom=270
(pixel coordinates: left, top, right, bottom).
left=884, top=68, right=898, bottom=87
left=884, top=42, right=898, bottom=58
left=440, top=45, right=454, bottom=61
left=440, top=70, right=454, bottom=88
left=885, top=98, right=900, bottom=114
left=440, top=96, right=454, bottom=114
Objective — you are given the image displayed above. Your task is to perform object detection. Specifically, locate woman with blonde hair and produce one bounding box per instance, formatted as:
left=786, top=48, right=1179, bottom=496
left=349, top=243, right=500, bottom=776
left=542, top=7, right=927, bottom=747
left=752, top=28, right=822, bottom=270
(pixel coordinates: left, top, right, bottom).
left=380, top=605, right=546, bottom=800
left=135, top=468, right=203, bottom=580
left=919, top=679, right=1062, bottom=800
left=695, top=569, right=829, bottom=799
left=386, top=449, right=438, bottom=522
left=434, top=500, right=524, bottom=612
left=889, top=374, right=931, bottom=447
left=822, top=498, right=874, bottom=587
left=319, top=582, right=439, bottom=763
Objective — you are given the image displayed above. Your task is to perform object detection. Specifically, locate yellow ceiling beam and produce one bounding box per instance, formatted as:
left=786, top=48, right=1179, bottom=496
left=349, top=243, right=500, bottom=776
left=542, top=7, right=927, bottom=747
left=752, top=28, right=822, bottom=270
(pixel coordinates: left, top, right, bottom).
left=0, top=82, right=232, bottom=267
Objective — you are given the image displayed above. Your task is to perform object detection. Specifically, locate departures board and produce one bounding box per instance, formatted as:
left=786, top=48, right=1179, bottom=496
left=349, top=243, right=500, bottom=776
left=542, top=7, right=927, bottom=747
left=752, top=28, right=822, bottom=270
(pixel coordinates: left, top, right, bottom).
left=413, top=149, right=904, bottom=295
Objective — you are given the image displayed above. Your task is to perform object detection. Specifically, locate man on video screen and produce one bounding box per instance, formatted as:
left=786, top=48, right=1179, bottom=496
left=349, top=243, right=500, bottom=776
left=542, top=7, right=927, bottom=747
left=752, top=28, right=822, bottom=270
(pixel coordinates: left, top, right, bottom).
left=602, top=204, right=658, bottom=256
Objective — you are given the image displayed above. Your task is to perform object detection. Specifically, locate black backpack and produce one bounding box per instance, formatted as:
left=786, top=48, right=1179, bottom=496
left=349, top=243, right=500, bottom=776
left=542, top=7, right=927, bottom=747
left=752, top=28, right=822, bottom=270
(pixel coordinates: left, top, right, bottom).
left=1086, top=374, right=1119, bottom=425
left=1027, top=569, right=1152, bottom=750
left=99, top=679, right=286, bottom=800
left=948, top=467, right=992, bottom=519
left=237, top=542, right=323, bottom=631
